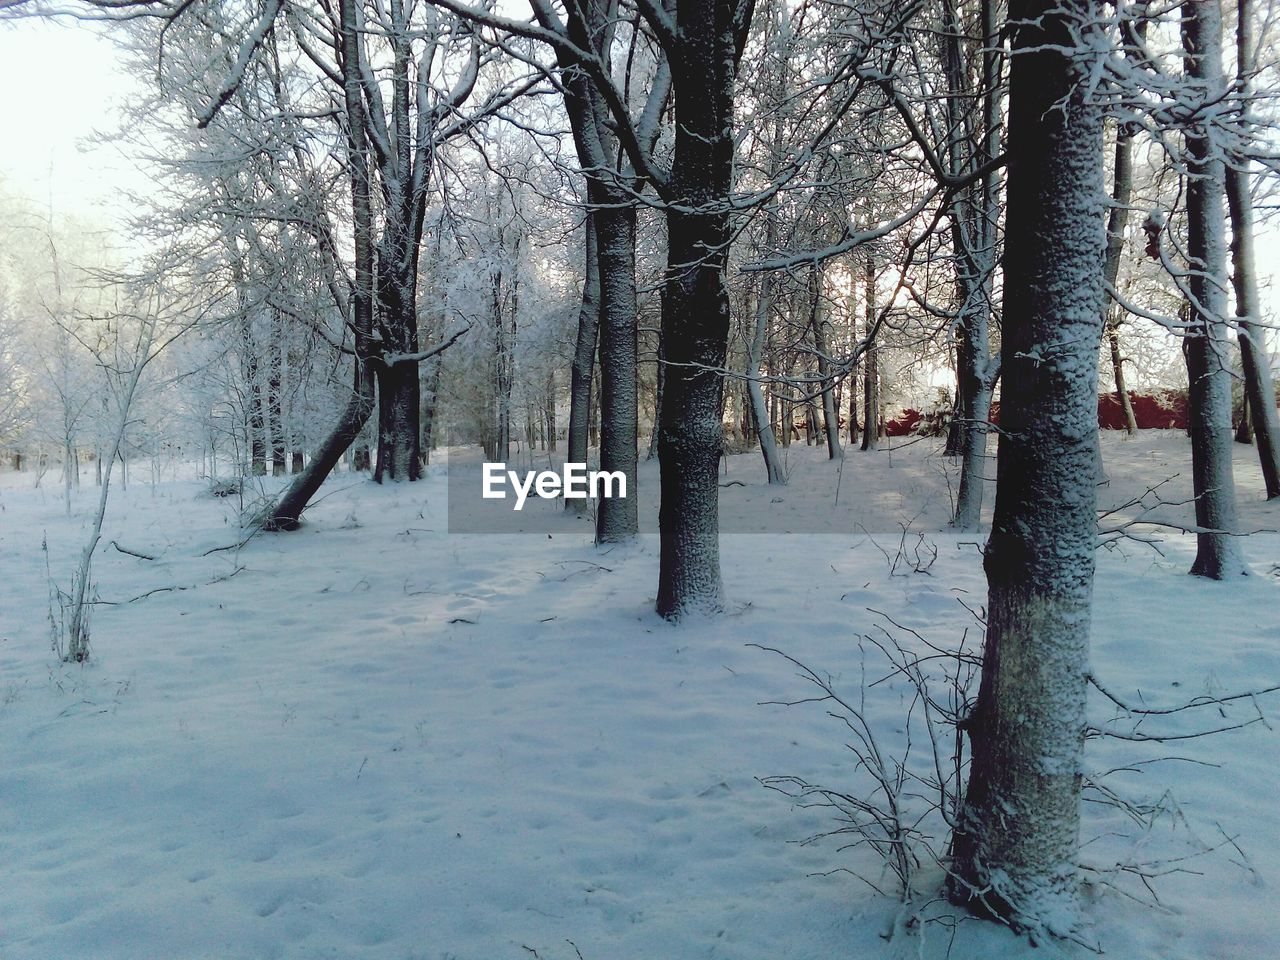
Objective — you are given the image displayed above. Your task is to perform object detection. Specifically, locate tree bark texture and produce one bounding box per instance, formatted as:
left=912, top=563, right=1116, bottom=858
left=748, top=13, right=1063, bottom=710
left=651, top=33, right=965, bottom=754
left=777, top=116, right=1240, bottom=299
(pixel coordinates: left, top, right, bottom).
left=1227, top=0, right=1280, bottom=497
left=1182, top=0, right=1246, bottom=578
left=948, top=0, right=1107, bottom=933
left=655, top=0, right=750, bottom=618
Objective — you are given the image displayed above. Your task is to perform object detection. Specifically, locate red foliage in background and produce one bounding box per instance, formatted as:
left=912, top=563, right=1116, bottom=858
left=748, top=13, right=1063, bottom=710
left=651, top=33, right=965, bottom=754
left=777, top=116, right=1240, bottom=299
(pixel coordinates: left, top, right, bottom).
left=1097, top=390, right=1188, bottom=429
left=879, top=390, right=1188, bottom=438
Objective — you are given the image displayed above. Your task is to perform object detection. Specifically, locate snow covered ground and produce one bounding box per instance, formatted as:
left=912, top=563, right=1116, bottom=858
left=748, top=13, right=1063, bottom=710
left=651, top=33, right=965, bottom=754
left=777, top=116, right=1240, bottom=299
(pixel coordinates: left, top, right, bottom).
left=1, top=433, right=1277, bottom=959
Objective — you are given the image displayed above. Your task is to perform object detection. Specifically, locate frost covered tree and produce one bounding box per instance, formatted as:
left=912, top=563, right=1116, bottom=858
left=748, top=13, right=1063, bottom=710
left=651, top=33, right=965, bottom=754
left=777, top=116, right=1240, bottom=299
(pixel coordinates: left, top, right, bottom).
left=948, top=0, right=1108, bottom=935
left=534, top=0, right=670, bottom=542
left=1180, top=0, right=1246, bottom=578
left=429, top=0, right=754, bottom=614
left=1226, top=0, right=1280, bottom=499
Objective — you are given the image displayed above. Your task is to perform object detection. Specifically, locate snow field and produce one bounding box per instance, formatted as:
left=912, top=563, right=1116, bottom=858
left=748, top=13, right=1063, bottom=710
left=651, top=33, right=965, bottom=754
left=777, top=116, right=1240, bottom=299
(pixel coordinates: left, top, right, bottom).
left=0, top=434, right=1277, bottom=959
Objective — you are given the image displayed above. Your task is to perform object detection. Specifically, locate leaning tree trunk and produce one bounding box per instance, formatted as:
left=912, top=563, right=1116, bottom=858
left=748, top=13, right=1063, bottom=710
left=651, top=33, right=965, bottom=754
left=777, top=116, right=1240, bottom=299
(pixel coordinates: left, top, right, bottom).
left=261, top=0, right=376, bottom=529
left=1228, top=0, right=1280, bottom=497
left=1183, top=0, right=1247, bottom=578
left=1107, top=324, right=1138, bottom=434
left=655, top=0, right=748, bottom=619
left=948, top=0, right=1107, bottom=934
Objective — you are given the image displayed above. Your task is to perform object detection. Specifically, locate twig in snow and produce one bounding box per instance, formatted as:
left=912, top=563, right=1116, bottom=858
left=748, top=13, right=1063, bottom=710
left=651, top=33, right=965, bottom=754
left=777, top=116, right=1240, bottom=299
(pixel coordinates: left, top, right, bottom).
left=110, top=540, right=158, bottom=561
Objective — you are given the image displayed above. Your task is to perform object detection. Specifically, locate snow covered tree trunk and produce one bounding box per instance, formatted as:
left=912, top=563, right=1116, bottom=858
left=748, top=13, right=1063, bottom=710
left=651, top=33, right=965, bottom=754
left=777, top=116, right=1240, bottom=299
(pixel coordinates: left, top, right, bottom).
left=655, top=0, right=750, bottom=619
left=269, top=309, right=286, bottom=476
left=567, top=215, right=599, bottom=499
left=420, top=353, right=442, bottom=466
left=245, top=314, right=267, bottom=476
left=1107, top=326, right=1138, bottom=434
left=860, top=256, right=879, bottom=452
left=952, top=383, right=991, bottom=531
left=845, top=281, right=860, bottom=446
left=62, top=432, right=75, bottom=516
left=1103, top=120, right=1139, bottom=436
left=647, top=332, right=664, bottom=461
left=945, top=364, right=966, bottom=456
left=1100, top=8, right=1146, bottom=439
left=944, top=0, right=999, bottom=531
left=1182, top=0, right=1247, bottom=578
left=372, top=144, right=423, bottom=484
left=1235, top=385, right=1254, bottom=443
left=594, top=203, right=640, bottom=542
left=374, top=357, right=422, bottom=482
left=543, top=370, right=556, bottom=453
left=65, top=315, right=157, bottom=662
left=543, top=0, right=658, bottom=531
left=746, top=100, right=786, bottom=485
left=748, top=270, right=786, bottom=483
left=948, top=0, right=1107, bottom=934
left=372, top=0, right=421, bottom=482
left=847, top=378, right=859, bottom=446
left=1227, top=0, right=1280, bottom=498
left=809, top=264, right=843, bottom=460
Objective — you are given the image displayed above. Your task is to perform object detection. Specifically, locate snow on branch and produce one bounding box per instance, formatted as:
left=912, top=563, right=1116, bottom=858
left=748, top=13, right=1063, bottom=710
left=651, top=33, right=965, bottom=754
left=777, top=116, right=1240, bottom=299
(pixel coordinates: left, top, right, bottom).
left=195, top=0, right=284, bottom=130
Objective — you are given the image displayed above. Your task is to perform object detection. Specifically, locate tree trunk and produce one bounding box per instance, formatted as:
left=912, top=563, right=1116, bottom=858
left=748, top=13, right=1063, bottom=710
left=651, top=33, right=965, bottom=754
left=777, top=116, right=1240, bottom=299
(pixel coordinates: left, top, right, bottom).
left=1100, top=128, right=1141, bottom=440
left=1227, top=0, right=1280, bottom=497
left=375, top=359, right=422, bottom=481
left=421, top=354, right=443, bottom=466
left=1235, top=386, right=1254, bottom=444
left=945, top=0, right=999, bottom=527
left=948, top=0, right=1107, bottom=933
left=373, top=215, right=423, bottom=482
left=647, top=332, right=663, bottom=461
left=246, top=320, right=266, bottom=476
left=567, top=214, right=600, bottom=504
left=1101, top=12, right=1145, bottom=438
left=261, top=0, right=376, bottom=528
left=860, top=257, right=879, bottom=452
left=1182, top=0, right=1247, bottom=578
left=748, top=271, right=785, bottom=483
left=545, top=370, right=557, bottom=452
left=1109, top=327, right=1138, bottom=435
left=655, top=0, right=748, bottom=619
left=269, top=310, right=286, bottom=476
left=809, top=264, right=843, bottom=460
left=952, top=383, right=992, bottom=531
left=945, top=349, right=967, bottom=457
left=594, top=203, right=640, bottom=542
left=846, top=281, right=860, bottom=446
